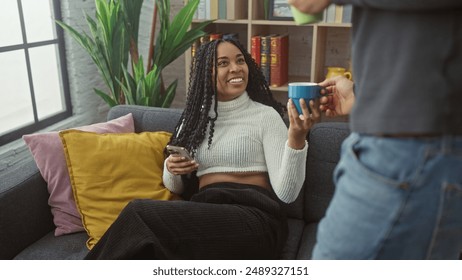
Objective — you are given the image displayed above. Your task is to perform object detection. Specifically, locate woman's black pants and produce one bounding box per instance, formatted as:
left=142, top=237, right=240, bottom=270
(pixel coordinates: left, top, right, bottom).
left=84, top=182, right=288, bottom=259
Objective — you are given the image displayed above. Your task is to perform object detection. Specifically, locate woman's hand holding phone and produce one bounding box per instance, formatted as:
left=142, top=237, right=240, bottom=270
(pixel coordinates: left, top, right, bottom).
left=165, top=145, right=199, bottom=175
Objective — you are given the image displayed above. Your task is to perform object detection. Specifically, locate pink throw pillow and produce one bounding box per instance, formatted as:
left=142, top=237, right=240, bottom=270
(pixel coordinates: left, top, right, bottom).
left=22, top=113, right=135, bottom=236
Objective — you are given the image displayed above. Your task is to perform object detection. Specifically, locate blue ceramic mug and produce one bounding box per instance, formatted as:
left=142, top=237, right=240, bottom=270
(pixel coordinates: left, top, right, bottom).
left=288, top=82, right=323, bottom=114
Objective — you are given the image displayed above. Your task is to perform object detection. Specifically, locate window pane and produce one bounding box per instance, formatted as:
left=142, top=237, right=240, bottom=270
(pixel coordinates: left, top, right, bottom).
left=0, top=0, right=23, bottom=47
left=22, top=0, right=56, bottom=43
left=29, top=44, right=65, bottom=120
left=0, top=50, right=34, bottom=135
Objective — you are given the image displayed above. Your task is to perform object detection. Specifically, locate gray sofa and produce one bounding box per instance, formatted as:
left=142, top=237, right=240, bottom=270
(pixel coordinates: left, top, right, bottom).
left=0, top=105, right=350, bottom=260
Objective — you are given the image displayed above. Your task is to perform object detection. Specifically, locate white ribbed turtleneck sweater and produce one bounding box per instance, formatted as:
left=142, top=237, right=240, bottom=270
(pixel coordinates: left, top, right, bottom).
left=163, top=92, right=308, bottom=203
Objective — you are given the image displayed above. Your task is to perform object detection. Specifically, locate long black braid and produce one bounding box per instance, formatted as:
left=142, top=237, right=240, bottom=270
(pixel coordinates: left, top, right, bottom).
left=167, top=38, right=284, bottom=158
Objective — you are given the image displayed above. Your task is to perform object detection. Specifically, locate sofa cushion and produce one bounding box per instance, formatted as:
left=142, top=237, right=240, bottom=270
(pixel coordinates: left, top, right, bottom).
left=59, top=130, right=180, bottom=249
left=22, top=113, right=135, bottom=236
left=14, top=231, right=88, bottom=260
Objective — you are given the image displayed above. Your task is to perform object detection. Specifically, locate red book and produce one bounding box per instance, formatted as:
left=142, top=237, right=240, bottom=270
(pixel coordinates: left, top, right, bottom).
left=251, top=35, right=261, bottom=66
left=270, top=34, right=289, bottom=87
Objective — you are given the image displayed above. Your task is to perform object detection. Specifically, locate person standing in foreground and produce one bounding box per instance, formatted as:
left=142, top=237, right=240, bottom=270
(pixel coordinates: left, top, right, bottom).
left=85, top=38, right=320, bottom=259
left=288, top=0, right=462, bottom=259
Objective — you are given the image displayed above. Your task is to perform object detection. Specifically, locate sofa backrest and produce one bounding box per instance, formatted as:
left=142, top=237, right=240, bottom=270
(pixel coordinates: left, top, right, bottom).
left=108, top=105, right=183, bottom=133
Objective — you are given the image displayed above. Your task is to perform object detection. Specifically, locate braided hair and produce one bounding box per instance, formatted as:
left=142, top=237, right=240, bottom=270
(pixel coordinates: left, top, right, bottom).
left=167, top=38, right=284, bottom=157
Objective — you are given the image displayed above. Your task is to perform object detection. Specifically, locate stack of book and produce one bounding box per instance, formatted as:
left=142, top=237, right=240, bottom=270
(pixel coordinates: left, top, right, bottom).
left=193, top=0, right=247, bottom=20
left=251, top=34, right=289, bottom=88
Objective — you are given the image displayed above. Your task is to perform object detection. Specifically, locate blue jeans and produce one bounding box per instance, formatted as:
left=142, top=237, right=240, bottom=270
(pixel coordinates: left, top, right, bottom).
left=312, top=133, right=462, bottom=259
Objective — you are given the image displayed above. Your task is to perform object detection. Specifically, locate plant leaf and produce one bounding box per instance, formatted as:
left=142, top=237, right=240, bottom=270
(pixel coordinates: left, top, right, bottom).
left=167, top=0, right=200, bottom=49
left=117, top=65, right=136, bottom=105
left=136, top=79, right=147, bottom=105
left=121, top=0, right=144, bottom=45
left=94, top=88, right=118, bottom=107
left=161, top=80, right=178, bottom=108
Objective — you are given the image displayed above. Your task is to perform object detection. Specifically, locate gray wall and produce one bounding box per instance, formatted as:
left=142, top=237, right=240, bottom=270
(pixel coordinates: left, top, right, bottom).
left=0, top=0, right=186, bottom=172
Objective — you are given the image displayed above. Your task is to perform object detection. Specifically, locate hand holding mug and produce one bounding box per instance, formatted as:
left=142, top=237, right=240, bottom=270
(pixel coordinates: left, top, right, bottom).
left=287, top=97, right=321, bottom=150
left=318, top=76, right=355, bottom=117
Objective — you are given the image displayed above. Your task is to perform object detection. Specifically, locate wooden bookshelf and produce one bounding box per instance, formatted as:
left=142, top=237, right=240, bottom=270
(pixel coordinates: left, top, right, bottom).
left=185, top=0, right=352, bottom=100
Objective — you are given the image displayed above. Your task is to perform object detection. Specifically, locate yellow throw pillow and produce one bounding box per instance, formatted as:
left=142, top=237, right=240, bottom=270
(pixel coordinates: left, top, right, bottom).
left=59, top=130, right=180, bottom=249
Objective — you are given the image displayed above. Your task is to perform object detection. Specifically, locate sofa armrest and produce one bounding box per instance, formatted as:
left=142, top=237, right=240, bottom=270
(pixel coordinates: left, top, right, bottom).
left=0, top=159, right=54, bottom=259
left=304, top=122, right=350, bottom=223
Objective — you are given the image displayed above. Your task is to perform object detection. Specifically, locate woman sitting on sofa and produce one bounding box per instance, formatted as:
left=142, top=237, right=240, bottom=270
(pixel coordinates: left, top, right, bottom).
left=85, top=38, right=320, bottom=259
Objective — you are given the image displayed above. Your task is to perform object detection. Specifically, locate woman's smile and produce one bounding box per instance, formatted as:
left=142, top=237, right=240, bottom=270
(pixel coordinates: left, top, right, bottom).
left=227, top=77, right=244, bottom=84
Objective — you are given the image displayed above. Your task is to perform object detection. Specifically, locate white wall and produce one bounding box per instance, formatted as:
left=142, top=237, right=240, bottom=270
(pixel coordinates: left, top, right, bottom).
left=0, top=0, right=187, bottom=172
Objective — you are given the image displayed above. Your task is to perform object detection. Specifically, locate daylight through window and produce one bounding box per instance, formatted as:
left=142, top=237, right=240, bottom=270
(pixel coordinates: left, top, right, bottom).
left=0, top=0, right=71, bottom=145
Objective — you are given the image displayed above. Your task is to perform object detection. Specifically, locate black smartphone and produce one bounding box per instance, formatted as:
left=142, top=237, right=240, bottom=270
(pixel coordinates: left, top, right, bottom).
left=166, top=145, right=193, bottom=160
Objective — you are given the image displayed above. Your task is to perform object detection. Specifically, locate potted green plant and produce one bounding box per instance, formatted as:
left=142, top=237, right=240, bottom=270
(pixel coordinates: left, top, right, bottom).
left=57, top=0, right=211, bottom=107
